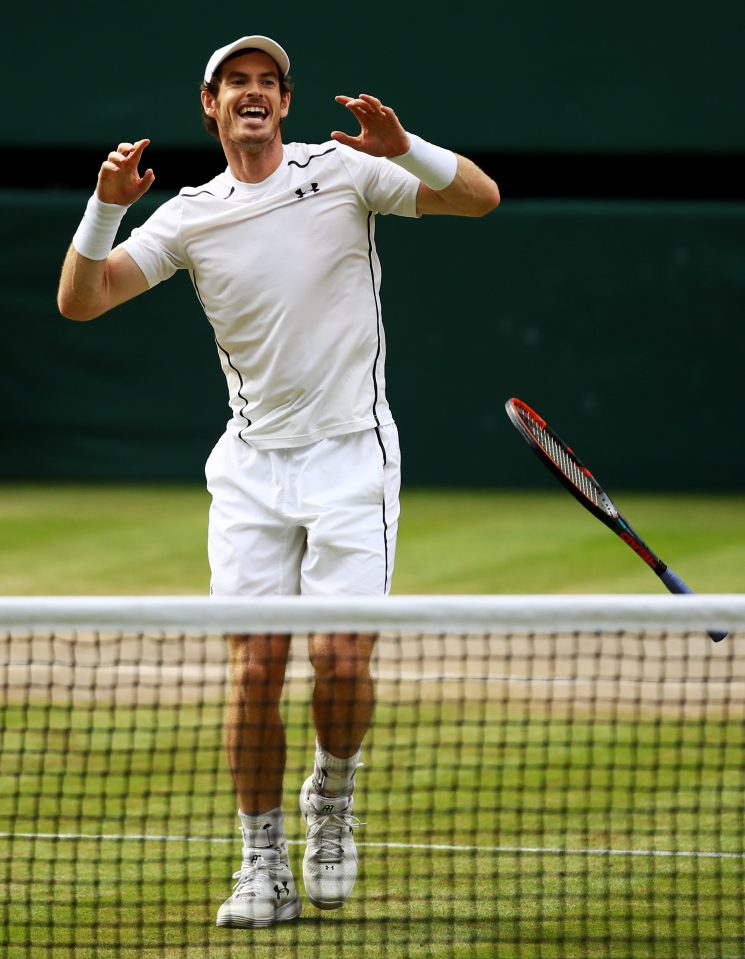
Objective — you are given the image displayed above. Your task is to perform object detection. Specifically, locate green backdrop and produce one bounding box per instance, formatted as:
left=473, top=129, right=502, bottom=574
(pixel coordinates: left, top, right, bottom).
left=4, top=1, right=744, bottom=489
left=2, top=190, right=743, bottom=488
left=8, top=0, right=745, bottom=153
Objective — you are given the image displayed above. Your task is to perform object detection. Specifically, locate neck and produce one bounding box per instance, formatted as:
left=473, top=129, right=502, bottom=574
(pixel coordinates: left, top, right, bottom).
left=222, top=133, right=284, bottom=184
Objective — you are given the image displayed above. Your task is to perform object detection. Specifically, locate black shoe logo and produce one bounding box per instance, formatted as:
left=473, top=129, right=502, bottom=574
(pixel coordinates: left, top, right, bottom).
left=274, top=881, right=290, bottom=900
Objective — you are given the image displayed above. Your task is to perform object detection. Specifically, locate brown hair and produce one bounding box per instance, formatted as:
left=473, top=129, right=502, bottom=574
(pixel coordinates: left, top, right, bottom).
left=200, top=48, right=294, bottom=140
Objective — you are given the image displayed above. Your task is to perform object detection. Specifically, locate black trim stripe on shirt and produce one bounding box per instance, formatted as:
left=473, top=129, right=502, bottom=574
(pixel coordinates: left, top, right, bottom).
left=189, top=271, right=253, bottom=442
left=366, top=211, right=383, bottom=428
left=182, top=186, right=235, bottom=200
left=213, top=336, right=253, bottom=440
left=287, top=147, right=336, bottom=169
left=368, top=210, right=389, bottom=593
left=374, top=426, right=390, bottom=593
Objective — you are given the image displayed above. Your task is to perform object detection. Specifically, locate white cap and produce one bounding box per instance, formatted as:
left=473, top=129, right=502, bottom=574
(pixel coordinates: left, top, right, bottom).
left=203, top=35, right=290, bottom=84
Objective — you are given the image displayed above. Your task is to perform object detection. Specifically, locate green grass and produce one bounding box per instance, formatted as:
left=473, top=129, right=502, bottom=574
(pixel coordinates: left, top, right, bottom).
left=1, top=483, right=744, bottom=594
left=1, top=698, right=743, bottom=958
left=1, top=483, right=743, bottom=956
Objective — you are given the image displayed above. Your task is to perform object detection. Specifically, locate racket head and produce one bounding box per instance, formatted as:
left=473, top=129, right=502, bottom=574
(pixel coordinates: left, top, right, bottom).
left=505, top=397, right=619, bottom=529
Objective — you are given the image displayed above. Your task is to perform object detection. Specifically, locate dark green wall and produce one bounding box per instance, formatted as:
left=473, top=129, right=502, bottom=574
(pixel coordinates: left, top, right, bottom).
left=9, top=0, right=745, bottom=152
left=3, top=191, right=743, bottom=488
left=4, top=3, right=744, bottom=489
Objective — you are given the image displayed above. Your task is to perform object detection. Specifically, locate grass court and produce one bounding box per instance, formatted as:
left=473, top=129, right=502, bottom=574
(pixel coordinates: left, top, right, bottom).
left=0, top=484, right=743, bottom=956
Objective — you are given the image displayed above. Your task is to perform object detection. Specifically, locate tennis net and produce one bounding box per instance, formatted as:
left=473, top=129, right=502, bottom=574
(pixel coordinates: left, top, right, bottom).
left=0, top=594, right=743, bottom=959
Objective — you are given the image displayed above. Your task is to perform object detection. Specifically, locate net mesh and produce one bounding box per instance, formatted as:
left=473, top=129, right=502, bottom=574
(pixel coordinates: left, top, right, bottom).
left=1, top=596, right=743, bottom=959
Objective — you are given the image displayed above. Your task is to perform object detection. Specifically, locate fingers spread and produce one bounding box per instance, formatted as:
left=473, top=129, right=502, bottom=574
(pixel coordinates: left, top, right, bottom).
left=336, top=94, right=374, bottom=115
left=358, top=94, right=386, bottom=114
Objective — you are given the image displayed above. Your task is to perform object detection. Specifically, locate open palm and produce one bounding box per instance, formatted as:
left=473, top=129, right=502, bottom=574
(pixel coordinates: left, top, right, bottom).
left=331, top=94, right=410, bottom=157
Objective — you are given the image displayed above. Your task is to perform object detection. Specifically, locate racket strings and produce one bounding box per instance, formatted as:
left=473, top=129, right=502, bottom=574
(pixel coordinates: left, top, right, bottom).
left=523, top=415, right=606, bottom=511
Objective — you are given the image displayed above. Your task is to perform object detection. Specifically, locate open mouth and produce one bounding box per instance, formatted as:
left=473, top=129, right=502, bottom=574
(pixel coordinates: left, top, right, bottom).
left=238, top=105, right=269, bottom=122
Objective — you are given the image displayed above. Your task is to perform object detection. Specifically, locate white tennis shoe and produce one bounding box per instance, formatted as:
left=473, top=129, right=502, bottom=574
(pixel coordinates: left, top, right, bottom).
left=216, top=848, right=301, bottom=928
left=299, top=776, right=363, bottom=910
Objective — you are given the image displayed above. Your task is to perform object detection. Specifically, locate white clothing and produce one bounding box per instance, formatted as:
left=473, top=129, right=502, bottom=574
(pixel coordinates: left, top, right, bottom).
left=119, top=142, right=419, bottom=449
left=205, top=424, right=401, bottom=596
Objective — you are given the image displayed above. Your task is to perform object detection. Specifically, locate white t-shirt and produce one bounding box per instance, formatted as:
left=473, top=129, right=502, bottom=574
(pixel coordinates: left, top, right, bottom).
left=119, top=141, right=420, bottom=449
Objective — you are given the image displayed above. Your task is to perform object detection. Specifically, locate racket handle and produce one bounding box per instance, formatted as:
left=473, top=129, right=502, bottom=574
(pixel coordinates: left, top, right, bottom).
left=659, top=566, right=728, bottom=643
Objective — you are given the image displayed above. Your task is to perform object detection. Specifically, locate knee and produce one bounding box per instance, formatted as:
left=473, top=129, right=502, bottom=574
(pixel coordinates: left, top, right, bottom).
left=234, top=658, right=284, bottom=692
left=309, top=634, right=374, bottom=684
left=228, top=636, right=288, bottom=700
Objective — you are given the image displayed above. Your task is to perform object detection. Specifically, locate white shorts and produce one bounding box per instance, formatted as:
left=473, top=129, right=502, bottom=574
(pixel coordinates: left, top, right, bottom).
left=205, top=424, right=401, bottom=597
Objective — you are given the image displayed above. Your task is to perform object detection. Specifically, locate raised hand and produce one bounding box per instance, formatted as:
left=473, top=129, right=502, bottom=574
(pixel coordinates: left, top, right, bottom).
left=331, top=94, right=410, bottom=157
left=96, top=139, right=155, bottom=206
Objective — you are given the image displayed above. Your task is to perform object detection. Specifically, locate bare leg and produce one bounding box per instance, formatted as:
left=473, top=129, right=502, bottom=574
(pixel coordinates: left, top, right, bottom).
left=307, top=632, right=376, bottom=758
left=300, top=632, right=375, bottom=909
left=224, top=633, right=291, bottom=814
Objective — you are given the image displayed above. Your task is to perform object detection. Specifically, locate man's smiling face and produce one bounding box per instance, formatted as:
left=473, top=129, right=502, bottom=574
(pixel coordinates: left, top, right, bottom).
left=204, top=50, right=291, bottom=153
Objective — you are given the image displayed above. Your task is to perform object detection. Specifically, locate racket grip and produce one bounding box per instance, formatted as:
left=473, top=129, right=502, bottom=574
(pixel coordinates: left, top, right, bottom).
left=659, top=567, right=728, bottom=643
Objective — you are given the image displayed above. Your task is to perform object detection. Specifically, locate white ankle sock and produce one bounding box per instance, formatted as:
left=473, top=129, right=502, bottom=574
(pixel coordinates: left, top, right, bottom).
left=313, top=742, right=362, bottom=797
left=237, top=807, right=288, bottom=864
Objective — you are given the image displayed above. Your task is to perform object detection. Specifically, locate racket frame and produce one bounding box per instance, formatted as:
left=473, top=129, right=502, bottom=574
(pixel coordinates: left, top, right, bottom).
left=504, top=397, right=726, bottom=641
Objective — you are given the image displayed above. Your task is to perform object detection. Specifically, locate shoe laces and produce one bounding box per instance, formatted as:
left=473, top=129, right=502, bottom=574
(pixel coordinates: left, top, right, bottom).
left=231, top=853, right=275, bottom=900
left=307, top=810, right=365, bottom=863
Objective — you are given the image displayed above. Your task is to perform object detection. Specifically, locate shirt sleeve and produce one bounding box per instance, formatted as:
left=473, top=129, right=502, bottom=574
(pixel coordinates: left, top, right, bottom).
left=336, top=145, right=420, bottom=218
left=117, top=195, right=188, bottom=288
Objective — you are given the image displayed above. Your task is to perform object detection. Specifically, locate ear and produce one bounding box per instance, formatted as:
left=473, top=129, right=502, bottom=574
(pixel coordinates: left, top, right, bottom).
left=280, top=90, right=291, bottom=120
left=200, top=88, right=217, bottom=117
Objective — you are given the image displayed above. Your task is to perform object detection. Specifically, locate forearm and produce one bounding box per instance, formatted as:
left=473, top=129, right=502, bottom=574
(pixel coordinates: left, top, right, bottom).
left=57, top=188, right=151, bottom=320
left=57, top=246, right=111, bottom=322
left=58, top=192, right=129, bottom=320
left=434, top=154, right=501, bottom=217
left=392, top=134, right=500, bottom=217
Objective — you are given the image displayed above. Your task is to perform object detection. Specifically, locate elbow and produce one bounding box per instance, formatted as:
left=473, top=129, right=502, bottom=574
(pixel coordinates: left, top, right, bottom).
left=459, top=183, right=501, bottom=218
left=474, top=184, right=501, bottom=217
left=57, top=295, right=102, bottom=322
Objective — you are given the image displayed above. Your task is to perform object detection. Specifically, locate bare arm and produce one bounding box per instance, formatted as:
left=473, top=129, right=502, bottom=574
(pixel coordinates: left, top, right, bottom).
left=414, top=156, right=500, bottom=217
left=58, top=245, right=150, bottom=321
left=57, top=139, right=155, bottom=321
left=331, top=94, right=500, bottom=218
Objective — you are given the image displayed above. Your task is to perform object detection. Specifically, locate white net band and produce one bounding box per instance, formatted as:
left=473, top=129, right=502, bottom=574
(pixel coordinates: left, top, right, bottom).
left=0, top=593, right=743, bottom=634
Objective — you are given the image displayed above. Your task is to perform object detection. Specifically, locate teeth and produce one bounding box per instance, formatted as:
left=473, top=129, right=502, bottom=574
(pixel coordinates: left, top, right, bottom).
left=239, top=106, right=266, bottom=118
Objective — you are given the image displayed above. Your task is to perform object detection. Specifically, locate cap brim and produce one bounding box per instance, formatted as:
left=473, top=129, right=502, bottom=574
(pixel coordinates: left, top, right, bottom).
left=204, top=35, right=290, bottom=83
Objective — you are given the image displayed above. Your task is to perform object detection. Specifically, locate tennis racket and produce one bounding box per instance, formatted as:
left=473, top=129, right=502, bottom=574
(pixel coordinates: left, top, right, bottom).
left=505, top=397, right=726, bottom=642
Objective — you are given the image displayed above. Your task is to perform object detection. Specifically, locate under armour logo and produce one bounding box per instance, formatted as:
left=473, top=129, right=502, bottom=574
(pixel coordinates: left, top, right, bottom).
left=324, top=864, right=335, bottom=871
left=274, top=881, right=290, bottom=899
left=295, top=182, right=320, bottom=199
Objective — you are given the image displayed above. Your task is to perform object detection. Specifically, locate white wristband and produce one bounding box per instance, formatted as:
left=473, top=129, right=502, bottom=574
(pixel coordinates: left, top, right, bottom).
left=72, top=194, right=128, bottom=261
left=389, top=132, right=458, bottom=191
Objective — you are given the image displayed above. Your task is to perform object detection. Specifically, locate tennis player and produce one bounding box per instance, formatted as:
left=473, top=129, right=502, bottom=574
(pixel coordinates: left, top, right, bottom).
left=57, top=35, right=500, bottom=928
